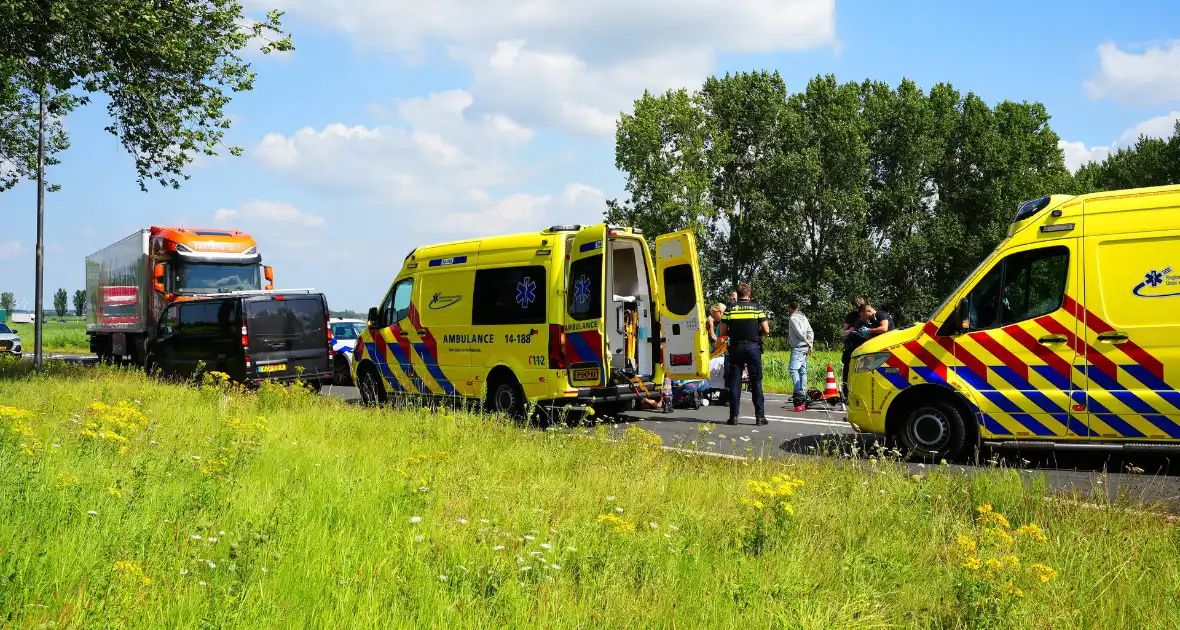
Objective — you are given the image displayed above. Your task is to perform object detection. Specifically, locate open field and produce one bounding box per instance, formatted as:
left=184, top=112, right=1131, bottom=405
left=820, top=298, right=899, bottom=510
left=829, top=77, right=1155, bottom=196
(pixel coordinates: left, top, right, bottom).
left=8, top=318, right=89, bottom=355
left=2, top=360, right=1178, bottom=628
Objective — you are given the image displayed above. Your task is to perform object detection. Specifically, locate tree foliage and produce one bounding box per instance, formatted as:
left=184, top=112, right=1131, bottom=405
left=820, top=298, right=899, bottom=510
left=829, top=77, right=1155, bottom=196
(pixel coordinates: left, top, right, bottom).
left=73, top=288, right=85, bottom=316
left=0, top=0, right=293, bottom=192
left=53, top=287, right=67, bottom=317
left=0, top=291, right=14, bottom=313
left=1072, top=120, right=1180, bottom=192
left=611, top=73, right=1072, bottom=342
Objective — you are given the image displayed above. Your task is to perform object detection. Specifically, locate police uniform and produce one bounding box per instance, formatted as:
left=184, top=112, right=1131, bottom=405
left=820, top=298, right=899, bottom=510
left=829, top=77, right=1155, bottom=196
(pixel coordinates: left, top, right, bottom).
left=721, top=299, right=768, bottom=424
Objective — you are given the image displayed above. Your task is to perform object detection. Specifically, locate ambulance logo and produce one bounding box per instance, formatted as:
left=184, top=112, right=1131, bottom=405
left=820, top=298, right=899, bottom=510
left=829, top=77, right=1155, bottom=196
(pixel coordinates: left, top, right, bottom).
left=428, top=292, right=462, bottom=309
left=516, top=277, right=537, bottom=308
left=1133, top=266, right=1180, bottom=298
left=574, top=276, right=592, bottom=304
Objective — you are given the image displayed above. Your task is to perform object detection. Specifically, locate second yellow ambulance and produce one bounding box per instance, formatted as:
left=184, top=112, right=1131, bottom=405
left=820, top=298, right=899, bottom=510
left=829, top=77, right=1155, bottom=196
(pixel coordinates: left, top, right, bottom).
left=848, top=184, right=1180, bottom=459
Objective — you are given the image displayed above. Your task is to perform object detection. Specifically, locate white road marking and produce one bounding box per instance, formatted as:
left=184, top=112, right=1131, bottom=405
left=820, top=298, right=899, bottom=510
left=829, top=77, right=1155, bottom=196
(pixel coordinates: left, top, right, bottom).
left=739, top=415, right=851, bottom=429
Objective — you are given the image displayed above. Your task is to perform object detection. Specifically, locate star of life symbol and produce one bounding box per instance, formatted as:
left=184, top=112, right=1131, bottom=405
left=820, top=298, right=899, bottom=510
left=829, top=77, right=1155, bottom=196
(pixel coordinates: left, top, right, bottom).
left=516, top=277, right=536, bottom=308
left=1145, top=270, right=1165, bottom=287
left=574, top=275, right=592, bottom=304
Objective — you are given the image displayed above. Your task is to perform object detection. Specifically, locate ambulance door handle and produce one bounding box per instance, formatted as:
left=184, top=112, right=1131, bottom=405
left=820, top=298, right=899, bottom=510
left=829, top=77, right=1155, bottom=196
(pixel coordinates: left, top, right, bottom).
left=416, top=329, right=427, bottom=336
left=1037, top=335, right=1067, bottom=344
left=1097, top=331, right=1129, bottom=343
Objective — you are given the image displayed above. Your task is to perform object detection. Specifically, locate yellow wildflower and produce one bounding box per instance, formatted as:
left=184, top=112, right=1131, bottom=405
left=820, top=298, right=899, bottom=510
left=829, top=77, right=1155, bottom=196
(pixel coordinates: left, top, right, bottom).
left=955, top=534, right=977, bottom=552
left=113, top=560, right=151, bottom=585
left=962, top=557, right=981, bottom=572
left=1000, top=555, right=1021, bottom=572
left=976, top=504, right=1011, bottom=529
left=597, top=513, right=635, bottom=534
left=980, top=527, right=1015, bottom=548
left=108, top=487, right=122, bottom=498
left=1015, top=523, right=1048, bottom=542
left=1028, top=563, right=1058, bottom=583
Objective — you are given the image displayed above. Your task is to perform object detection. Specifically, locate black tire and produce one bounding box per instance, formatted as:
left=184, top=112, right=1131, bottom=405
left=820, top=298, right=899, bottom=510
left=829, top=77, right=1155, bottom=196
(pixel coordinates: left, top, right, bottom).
left=692, top=392, right=702, bottom=410
left=144, top=355, right=160, bottom=378
left=357, top=366, right=386, bottom=408
left=895, top=399, right=967, bottom=462
left=486, top=372, right=525, bottom=419
left=306, top=380, right=323, bottom=394
left=333, top=356, right=353, bottom=386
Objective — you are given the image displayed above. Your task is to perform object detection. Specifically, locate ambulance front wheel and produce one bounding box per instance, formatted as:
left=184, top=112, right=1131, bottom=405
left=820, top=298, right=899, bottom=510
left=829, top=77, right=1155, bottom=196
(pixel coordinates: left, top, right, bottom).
left=357, top=365, right=387, bottom=408
left=487, top=371, right=525, bottom=419
left=896, top=399, right=966, bottom=462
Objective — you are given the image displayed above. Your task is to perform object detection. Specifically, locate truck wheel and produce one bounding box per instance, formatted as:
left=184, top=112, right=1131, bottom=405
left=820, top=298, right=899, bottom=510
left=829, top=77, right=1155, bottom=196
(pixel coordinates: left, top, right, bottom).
left=357, top=366, right=386, bottom=408
left=896, top=400, right=967, bottom=462
left=487, top=372, right=524, bottom=419
left=144, top=355, right=160, bottom=378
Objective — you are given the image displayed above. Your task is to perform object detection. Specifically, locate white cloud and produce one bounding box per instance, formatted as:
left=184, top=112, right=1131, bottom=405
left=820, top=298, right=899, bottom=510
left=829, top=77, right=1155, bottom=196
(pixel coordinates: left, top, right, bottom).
left=1085, top=40, right=1180, bottom=106
left=1058, top=110, right=1180, bottom=172
left=1114, top=110, right=1180, bottom=146
left=215, top=200, right=324, bottom=227
left=0, top=240, right=23, bottom=259
left=251, top=89, right=602, bottom=235
left=245, top=0, right=836, bottom=137
left=1059, top=140, right=1111, bottom=172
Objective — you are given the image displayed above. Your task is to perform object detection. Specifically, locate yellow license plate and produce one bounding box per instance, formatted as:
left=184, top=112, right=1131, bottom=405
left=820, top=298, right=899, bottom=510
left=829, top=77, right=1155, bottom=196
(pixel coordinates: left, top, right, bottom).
left=258, top=363, right=286, bottom=373
left=572, top=367, right=599, bottom=381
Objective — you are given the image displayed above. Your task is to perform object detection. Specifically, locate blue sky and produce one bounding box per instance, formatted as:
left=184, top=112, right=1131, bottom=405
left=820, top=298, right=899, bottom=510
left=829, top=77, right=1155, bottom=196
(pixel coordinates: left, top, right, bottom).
left=3, top=0, right=1179, bottom=311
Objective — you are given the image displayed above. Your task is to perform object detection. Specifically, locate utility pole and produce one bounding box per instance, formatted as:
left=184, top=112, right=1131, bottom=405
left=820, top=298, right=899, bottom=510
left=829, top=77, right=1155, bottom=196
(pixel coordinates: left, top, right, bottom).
left=34, top=88, right=46, bottom=369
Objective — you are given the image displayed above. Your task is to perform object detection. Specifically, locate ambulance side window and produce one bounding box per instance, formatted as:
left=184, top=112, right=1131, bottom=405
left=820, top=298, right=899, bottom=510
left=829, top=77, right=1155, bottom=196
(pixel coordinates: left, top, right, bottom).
left=998, top=247, right=1069, bottom=325
left=391, top=279, right=413, bottom=323
left=963, top=246, right=1069, bottom=330
left=472, top=266, right=546, bottom=325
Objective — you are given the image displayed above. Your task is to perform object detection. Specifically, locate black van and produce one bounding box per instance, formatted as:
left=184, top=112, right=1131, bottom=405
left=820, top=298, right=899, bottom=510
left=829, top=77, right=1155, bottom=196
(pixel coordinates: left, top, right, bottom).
left=145, top=290, right=333, bottom=389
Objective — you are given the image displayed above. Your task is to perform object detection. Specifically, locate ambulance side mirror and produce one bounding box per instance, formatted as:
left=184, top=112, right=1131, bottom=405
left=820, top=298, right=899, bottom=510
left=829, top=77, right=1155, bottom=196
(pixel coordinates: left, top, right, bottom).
left=367, top=306, right=379, bottom=327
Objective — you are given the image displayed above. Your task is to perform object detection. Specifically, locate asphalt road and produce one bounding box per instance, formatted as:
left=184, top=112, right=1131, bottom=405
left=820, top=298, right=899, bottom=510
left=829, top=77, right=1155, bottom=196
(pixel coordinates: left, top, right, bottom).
left=25, top=354, right=1180, bottom=510
left=319, top=384, right=1180, bottom=509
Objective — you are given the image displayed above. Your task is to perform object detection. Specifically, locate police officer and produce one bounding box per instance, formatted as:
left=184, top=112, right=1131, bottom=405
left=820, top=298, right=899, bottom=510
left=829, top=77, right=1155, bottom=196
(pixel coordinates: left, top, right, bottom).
left=719, top=282, right=769, bottom=426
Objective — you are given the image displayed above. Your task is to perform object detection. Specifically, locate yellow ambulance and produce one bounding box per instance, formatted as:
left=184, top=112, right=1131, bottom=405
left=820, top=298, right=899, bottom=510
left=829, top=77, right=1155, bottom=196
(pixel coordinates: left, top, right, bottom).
left=352, top=224, right=711, bottom=417
left=847, top=184, right=1180, bottom=459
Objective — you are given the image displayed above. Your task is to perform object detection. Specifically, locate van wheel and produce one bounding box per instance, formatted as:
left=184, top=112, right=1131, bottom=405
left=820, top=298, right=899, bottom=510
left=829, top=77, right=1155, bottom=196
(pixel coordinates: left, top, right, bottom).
left=896, top=400, right=966, bottom=462
left=357, top=366, right=386, bottom=408
left=487, top=372, right=524, bottom=419
left=333, top=356, right=353, bottom=386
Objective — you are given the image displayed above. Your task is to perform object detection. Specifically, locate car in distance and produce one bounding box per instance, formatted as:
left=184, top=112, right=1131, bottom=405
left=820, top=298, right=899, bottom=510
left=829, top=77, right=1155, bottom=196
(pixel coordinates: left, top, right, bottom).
left=0, top=323, right=22, bottom=358
left=330, top=317, right=367, bottom=385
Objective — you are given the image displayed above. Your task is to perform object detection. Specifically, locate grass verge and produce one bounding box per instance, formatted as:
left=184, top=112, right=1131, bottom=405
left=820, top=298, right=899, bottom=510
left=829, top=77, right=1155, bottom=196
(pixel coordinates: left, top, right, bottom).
left=1, top=360, right=1177, bottom=628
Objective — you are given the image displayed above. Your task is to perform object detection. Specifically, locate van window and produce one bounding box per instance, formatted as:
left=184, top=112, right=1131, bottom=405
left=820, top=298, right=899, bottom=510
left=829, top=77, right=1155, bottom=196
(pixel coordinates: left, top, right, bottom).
left=965, top=246, right=1069, bottom=330
left=662, top=264, right=696, bottom=317
left=567, top=255, right=602, bottom=321
left=246, top=297, right=325, bottom=352
left=472, top=266, right=546, bottom=325
left=180, top=302, right=234, bottom=337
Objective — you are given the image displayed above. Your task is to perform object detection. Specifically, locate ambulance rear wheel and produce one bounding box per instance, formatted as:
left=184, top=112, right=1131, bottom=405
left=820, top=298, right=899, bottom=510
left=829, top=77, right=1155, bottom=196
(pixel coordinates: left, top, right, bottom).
left=487, top=372, right=524, bottom=419
left=897, top=400, right=966, bottom=462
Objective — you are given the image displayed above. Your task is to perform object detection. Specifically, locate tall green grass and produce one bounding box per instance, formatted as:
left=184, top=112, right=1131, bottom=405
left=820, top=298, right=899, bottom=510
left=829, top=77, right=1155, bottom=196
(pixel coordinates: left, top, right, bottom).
left=1, top=360, right=1177, bottom=628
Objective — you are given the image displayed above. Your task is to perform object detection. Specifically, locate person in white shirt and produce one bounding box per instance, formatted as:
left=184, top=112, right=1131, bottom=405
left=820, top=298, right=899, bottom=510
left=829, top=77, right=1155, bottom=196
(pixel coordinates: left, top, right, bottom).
left=786, top=300, right=814, bottom=412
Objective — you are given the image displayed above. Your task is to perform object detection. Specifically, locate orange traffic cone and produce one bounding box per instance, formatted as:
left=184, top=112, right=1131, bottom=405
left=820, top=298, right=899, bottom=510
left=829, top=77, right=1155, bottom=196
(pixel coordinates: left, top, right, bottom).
left=822, top=364, right=841, bottom=402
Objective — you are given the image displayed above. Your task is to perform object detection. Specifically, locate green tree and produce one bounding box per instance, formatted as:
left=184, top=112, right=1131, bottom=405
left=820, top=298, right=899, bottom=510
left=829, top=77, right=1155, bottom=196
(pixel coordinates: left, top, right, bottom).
left=0, top=291, right=14, bottom=313
left=1073, top=120, right=1180, bottom=192
left=611, top=74, right=1073, bottom=342
left=72, top=288, right=85, bottom=317
left=1, top=0, right=293, bottom=192
left=53, top=287, right=67, bottom=317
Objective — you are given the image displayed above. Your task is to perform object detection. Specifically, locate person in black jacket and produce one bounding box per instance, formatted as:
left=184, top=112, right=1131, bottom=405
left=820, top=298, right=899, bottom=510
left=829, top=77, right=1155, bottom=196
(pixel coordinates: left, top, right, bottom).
left=841, top=297, right=866, bottom=394
left=720, top=282, right=769, bottom=425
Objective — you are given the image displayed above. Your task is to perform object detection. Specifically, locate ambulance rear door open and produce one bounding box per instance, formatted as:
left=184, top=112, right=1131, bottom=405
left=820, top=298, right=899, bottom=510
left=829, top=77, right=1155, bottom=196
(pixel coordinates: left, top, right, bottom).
left=654, top=230, right=710, bottom=380
left=563, top=226, right=608, bottom=387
